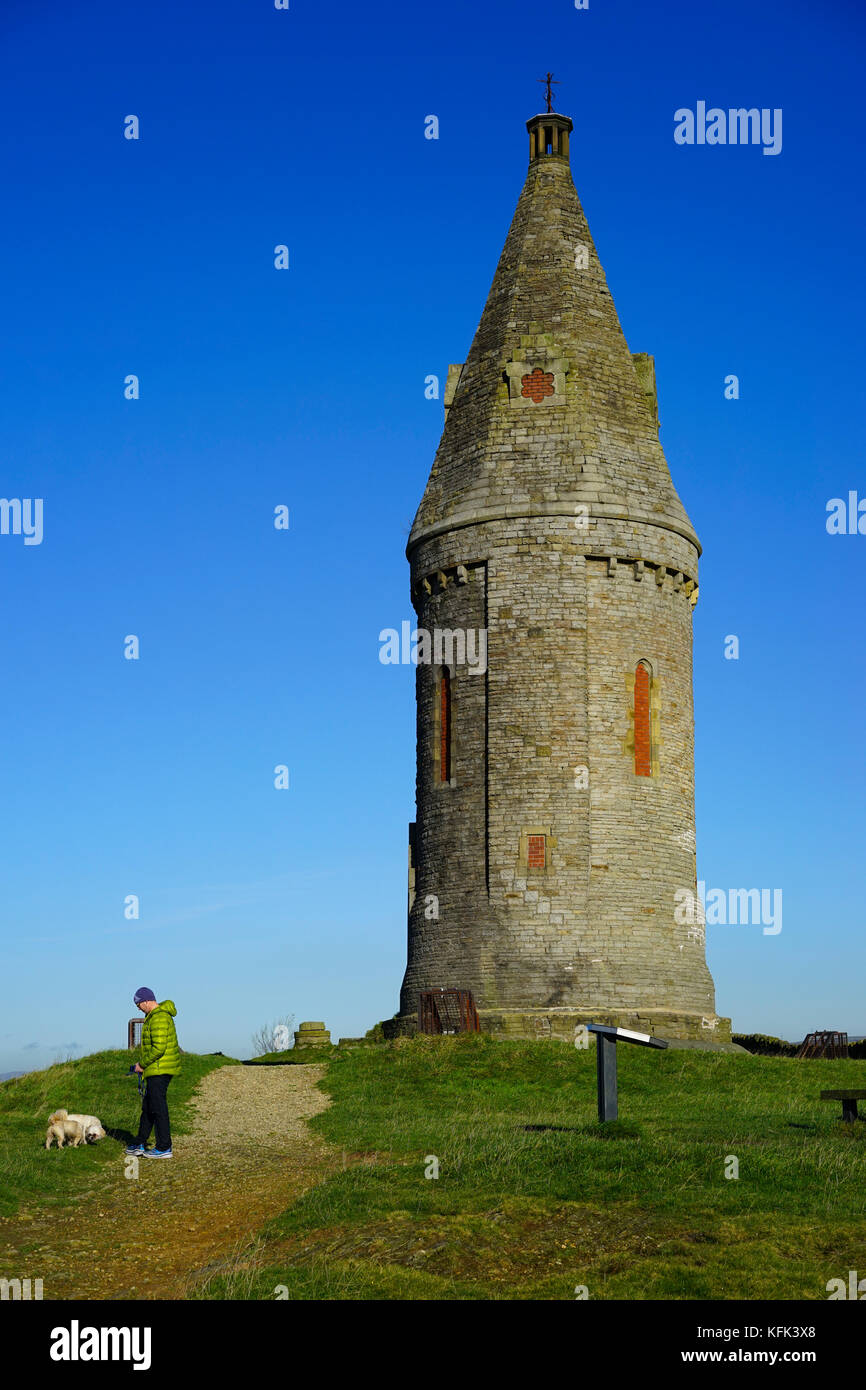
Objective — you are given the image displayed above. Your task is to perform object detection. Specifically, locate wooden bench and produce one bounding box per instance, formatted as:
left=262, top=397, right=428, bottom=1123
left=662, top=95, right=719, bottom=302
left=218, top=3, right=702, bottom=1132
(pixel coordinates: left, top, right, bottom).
left=820, top=1090, right=866, bottom=1123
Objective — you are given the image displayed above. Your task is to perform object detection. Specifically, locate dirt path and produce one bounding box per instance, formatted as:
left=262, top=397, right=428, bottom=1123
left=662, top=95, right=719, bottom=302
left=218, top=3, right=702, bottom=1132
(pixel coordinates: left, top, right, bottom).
left=2, top=1065, right=337, bottom=1300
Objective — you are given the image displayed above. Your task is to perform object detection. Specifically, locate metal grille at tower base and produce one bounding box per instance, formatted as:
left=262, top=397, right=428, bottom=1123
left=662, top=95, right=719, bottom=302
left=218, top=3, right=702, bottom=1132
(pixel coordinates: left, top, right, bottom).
left=419, top=989, right=481, bottom=1035
left=796, top=1031, right=849, bottom=1059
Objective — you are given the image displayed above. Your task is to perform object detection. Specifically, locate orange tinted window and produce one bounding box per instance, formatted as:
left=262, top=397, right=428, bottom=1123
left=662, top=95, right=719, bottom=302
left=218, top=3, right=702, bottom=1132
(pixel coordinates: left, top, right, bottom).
left=634, top=662, right=652, bottom=776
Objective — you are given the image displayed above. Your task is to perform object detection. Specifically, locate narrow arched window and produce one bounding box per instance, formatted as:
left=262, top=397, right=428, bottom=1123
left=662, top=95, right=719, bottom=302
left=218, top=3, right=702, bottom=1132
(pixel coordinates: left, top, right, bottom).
left=439, top=668, right=451, bottom=782
left=634, top=661, right=652, bottom=777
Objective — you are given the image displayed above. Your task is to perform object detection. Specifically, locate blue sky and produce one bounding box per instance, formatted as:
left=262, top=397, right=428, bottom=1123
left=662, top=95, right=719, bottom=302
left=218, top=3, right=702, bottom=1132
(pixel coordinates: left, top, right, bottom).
left=1, top=0, right=864, bottom=1070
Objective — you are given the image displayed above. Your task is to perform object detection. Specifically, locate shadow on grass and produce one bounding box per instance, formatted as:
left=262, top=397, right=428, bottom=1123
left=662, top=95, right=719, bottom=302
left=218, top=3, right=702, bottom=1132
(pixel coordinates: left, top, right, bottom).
left=105, top=1127, right=137, bottom=1146
left=522, top=1121, right=641, bottom=1140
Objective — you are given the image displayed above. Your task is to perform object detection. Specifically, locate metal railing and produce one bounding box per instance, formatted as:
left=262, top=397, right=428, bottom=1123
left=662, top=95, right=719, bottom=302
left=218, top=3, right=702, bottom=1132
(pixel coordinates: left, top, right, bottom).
left=796, top=1030, right=848, bottom=1059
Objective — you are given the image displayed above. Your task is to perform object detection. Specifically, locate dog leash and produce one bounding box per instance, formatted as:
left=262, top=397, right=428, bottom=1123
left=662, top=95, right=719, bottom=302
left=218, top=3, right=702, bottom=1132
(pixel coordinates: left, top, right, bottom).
left=128, top=1065, right=147, bottom=1096
left=133, top=1071, right=146, bottom=1140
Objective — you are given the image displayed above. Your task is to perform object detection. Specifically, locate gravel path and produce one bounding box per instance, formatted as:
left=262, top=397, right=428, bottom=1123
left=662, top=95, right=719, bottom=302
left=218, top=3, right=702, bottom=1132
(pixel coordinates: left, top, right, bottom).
left=2, top=1064, right=336, bottom=1300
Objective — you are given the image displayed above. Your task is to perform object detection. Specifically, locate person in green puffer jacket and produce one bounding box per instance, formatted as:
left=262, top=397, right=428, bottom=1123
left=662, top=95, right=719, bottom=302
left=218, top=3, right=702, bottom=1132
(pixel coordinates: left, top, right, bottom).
left=127, top=988, right=181, bottom=1159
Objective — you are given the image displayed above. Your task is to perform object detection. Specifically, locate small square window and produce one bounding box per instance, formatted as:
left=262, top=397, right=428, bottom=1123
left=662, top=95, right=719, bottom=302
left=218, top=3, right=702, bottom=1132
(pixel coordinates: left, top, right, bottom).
left=527, top=834, right=546, bottom=870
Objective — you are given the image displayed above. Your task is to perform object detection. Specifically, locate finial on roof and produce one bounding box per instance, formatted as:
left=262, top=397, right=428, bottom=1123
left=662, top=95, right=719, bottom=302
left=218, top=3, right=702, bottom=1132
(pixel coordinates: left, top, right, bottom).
left=537, top=72, right=560, bottom=114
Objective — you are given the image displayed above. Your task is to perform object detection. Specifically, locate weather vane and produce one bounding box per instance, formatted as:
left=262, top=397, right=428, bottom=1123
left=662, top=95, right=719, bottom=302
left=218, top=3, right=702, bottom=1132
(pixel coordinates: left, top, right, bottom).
left=538, top=72, right=560, bottom=114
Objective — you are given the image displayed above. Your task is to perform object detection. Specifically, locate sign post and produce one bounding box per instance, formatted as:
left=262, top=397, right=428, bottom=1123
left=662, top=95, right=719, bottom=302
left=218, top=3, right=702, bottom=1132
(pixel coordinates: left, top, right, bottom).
left=586, top=1024, right=669, bottom=1122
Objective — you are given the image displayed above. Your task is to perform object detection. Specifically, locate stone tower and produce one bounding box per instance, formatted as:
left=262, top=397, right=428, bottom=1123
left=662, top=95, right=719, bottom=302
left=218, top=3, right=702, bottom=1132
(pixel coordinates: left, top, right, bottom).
left=395, top=106, right=730, bottom=1044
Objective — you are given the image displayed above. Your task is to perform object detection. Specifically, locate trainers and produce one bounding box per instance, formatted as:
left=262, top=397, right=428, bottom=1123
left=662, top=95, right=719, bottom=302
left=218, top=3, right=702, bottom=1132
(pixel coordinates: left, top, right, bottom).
left=124, top=1144, right=145, bottom=1155
left=143, top=1147, right=173, bottom=1159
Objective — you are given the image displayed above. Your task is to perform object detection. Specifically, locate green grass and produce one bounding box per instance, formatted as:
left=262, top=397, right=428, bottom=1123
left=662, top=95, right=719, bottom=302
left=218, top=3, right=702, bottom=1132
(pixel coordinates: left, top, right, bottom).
left=0, top=1049, right=237, bottom=1218
left=7, top=1038, right=866, bottom=1300
left=188, top=1035, right=866, bottom=1301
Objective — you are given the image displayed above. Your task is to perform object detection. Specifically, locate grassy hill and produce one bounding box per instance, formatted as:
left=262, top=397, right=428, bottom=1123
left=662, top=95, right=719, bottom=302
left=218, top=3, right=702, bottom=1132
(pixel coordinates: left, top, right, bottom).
left=189, top=1035, right=866, bottom=1300
left=4, top=1036, right=866, bottom=1299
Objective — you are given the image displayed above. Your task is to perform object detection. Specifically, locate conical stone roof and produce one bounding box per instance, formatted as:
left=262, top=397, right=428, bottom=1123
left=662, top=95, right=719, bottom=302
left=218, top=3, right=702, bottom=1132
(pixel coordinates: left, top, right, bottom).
left=409, top=114, right=699, bottom=558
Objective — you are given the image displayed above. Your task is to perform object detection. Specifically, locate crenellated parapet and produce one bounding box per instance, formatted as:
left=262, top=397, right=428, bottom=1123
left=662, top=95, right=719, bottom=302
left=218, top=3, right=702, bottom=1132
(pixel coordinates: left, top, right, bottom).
left=411, top=554, right=698, bottom=609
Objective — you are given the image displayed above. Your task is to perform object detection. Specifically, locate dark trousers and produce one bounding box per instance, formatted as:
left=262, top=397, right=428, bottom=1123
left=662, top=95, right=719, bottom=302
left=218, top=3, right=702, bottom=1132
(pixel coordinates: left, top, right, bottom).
left=136, top=1074, right=173, bottom=1150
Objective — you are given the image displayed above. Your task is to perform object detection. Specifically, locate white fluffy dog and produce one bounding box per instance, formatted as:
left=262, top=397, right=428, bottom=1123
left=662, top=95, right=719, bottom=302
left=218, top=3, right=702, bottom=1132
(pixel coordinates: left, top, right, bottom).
left=46, top=1108, right=107, bottom=1144
left=65, top=1111, right=107, bottom=1142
